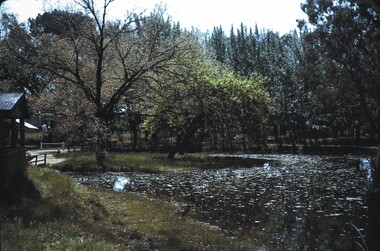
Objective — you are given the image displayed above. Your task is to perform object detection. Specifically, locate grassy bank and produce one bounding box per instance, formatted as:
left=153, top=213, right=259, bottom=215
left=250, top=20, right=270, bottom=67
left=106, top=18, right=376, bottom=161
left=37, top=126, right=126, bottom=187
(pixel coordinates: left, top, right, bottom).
left=0, top=165, right=256, bottom=250
left=52, top=151, right=266, bottom=173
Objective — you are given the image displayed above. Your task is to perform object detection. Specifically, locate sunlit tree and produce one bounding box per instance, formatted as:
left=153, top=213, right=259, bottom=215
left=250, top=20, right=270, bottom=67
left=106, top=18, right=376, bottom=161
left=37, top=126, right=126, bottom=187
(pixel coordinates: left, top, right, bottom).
left=143, top=47, right=271, bottom=159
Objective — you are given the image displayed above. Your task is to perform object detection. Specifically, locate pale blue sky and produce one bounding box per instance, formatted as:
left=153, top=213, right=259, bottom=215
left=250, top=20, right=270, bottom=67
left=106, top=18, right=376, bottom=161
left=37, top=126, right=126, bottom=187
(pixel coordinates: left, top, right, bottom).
left=2, top=0, right=307, bottom=34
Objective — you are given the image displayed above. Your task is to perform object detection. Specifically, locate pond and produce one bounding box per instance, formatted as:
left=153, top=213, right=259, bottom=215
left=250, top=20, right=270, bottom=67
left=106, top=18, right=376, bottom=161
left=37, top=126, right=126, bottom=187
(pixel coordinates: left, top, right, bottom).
left=69, top=154, right=371, bottom=250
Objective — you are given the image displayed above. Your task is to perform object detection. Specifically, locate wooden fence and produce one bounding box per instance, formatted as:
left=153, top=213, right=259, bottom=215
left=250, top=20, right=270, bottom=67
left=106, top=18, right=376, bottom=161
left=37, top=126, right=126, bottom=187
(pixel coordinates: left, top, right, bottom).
left=40, top=142, right=65, bottom=150
left=28, top=153, right=47, bottom=167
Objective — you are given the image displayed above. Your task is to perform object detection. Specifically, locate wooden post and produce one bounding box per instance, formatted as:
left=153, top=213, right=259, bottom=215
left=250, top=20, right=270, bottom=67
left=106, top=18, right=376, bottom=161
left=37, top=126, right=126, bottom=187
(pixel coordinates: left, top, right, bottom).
left=10, top=119, right=17, bottom=147
left=20, top=118, right=25, bottom=147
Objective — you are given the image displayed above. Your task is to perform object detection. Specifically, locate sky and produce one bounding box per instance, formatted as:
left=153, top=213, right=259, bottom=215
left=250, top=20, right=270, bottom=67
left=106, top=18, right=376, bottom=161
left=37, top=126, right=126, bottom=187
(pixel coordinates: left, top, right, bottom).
left=2, top=0, right=308, bottom=35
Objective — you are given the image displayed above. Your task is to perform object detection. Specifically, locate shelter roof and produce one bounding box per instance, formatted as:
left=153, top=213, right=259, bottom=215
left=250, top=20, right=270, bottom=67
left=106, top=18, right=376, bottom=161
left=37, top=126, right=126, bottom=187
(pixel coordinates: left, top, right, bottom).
left=0, top=92, right=30, bottom=119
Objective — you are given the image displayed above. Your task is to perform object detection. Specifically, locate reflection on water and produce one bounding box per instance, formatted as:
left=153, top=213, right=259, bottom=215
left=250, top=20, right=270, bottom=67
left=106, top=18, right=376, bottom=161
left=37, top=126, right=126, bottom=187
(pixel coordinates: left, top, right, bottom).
left=71, top=154, right=371, bottom=250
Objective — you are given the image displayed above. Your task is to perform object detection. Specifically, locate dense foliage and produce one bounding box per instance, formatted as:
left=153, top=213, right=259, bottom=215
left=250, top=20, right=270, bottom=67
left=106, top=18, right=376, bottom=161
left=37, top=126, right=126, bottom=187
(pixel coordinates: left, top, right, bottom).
left=1, top=0, right=379, bottom=159
left=142, top=55, right=270, bottom=158
left=206, top=0, right=380, bottom=146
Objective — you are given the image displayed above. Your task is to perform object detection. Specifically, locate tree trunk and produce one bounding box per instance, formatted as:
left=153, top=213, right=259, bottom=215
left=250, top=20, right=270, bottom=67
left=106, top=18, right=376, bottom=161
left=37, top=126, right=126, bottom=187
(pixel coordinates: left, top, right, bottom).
left=368, top=146, right=380, bottom=250
left=199, top=128, right=205, bottom=152
left=96, top=149, right=106, bottom=164
left=372, top=146, right=380, bottom=190
left=150, top=133, right=158, bottom=151
left=95, top=126, right=108, bottom=170
left=167, top=114, right=204, bottom=159
left=132, top=128, right=138, bottom=150
left=242, top=136, right=247, bottom=152
left=129, top=114, right=141, bottom=151
left=290, top=131, right=297, bottom=152
left=168, top=131, right=191, bottom=159
left=96, top=144, right=107, bottom=167
left=355, top=123, right=361, bottom=146
left=378, top=109, right=380, bottom=144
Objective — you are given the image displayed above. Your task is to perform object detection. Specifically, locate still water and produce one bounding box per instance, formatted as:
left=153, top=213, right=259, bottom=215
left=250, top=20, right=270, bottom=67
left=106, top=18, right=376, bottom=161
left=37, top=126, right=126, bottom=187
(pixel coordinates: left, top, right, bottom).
left=72, top=154, right=371, bottom=250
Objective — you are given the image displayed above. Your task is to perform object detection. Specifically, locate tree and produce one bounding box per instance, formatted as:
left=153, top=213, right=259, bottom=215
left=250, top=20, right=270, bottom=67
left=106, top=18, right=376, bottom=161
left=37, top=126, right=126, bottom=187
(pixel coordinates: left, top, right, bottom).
left=0, top=14, right=45, bottom=94
left=301, top=0, right=380, bottom=142
left=209, top=26, right=227, bottom=65
left=207, top=23, right=314, bottom=147
left=1, top=1, right=44, bottom=94
left=6, top=1, right=193, bottom=163
left=143, top=46, right=271, bottom=159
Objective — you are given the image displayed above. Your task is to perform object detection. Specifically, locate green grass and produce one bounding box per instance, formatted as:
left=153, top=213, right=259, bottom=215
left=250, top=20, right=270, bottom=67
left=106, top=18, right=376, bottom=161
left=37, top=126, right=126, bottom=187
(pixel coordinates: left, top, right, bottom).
left=1, top=166, right=257, bottom=250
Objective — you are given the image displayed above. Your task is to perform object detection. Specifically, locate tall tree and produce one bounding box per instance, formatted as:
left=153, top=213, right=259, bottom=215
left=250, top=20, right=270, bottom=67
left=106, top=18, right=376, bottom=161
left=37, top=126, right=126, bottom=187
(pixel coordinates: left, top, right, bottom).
left=209, top=26, right=227, bottom=65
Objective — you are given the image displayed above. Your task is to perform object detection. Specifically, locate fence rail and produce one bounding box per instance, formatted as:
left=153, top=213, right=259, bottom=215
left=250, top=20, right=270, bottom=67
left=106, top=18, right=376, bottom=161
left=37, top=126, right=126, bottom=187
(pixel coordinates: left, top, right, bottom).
left=28, top=153, right=47, bottom=166
left=40, top=142, right=65, bottom=150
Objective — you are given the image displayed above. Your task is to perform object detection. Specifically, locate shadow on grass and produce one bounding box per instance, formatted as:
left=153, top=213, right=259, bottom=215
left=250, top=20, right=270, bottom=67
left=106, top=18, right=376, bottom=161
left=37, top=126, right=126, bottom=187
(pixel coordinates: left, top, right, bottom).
left=1, top=174, right=42, bottom=217
left=0, top=174, right=74, bottom=230
left=1, top=167, right=107, bottom=225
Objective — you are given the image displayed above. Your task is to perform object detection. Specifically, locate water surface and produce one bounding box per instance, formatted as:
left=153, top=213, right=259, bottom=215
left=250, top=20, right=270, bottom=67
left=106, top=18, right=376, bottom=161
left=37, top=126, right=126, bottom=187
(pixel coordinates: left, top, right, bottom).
left=71, top=154, right=371, bottom=250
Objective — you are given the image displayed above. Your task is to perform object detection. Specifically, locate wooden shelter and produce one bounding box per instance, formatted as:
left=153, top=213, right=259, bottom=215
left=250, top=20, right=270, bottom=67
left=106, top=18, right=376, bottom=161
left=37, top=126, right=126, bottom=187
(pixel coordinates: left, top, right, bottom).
left=0, top=92, right=30, bottom=200
left=0, top=92, right=31, bottom=147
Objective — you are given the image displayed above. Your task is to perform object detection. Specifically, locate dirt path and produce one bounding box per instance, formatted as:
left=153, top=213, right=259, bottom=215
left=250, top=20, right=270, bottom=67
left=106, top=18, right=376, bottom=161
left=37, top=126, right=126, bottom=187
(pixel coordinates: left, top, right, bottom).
left=28, top=150, right=67, bottom=166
